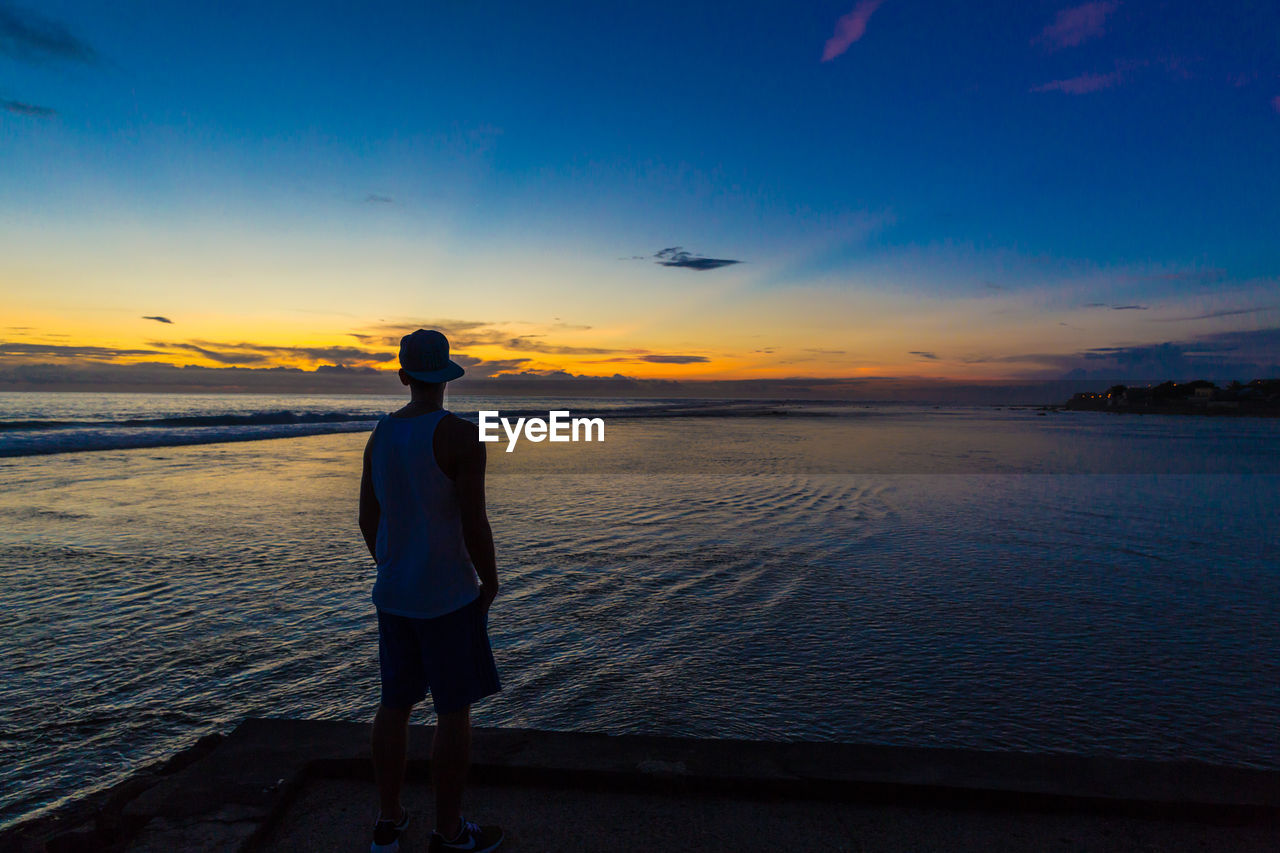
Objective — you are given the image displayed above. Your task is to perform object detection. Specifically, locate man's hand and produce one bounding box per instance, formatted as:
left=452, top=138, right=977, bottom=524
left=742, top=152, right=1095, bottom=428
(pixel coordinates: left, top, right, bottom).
left=478, top=582, right=499, bottom=616
left=358, top=431, right=380, bottom=561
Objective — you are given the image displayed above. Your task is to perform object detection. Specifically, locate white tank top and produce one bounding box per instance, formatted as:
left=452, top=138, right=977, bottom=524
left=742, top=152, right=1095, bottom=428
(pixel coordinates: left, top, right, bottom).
left=369, top=409, right=480, bottom=619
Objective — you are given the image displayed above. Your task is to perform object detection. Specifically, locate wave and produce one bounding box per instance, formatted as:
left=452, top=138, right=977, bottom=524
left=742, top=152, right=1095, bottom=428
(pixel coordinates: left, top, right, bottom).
left=0, top=410, right=378, bottom=432
left=0, top=401, right=849, bottom=458
left=0, top=420, right=379, bottom=458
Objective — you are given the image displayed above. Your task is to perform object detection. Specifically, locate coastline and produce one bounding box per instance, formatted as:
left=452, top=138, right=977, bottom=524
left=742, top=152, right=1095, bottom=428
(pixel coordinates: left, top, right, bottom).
left=5, top=718, right=1278, bottom=851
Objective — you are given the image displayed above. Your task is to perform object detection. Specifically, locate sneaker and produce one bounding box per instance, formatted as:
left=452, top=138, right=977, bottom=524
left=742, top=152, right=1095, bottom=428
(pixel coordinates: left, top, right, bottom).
left=371, top=807, right=410, bottom=853
left=429, top=816, right=503, bottom=852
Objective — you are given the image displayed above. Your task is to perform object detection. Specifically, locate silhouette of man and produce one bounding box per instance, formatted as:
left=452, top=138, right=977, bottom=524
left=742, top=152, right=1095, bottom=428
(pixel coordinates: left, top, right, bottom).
left=360, top=329, right=503, bottom=853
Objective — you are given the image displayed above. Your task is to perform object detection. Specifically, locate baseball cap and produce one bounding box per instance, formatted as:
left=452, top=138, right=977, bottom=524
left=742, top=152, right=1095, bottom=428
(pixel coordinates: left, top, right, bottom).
left=398, top=329, right=465, bottom=383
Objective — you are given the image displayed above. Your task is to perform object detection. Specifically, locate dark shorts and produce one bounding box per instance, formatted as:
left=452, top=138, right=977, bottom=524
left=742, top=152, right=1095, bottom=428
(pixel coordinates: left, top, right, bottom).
left=377, top=596, right=501, bottom=714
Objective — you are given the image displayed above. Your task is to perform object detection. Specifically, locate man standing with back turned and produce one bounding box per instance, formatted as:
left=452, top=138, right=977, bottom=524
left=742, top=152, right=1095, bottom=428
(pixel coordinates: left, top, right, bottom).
left=359, top=329, right=504, bottom=853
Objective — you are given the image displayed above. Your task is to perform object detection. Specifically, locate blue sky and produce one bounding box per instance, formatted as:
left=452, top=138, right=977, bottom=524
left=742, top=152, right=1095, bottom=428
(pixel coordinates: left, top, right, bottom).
left=2, top=0, right=1278, bottom=386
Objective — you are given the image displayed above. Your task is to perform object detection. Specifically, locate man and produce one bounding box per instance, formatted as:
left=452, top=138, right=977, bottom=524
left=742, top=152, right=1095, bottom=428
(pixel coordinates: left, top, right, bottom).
left=359, top=329, right=504, bottom=853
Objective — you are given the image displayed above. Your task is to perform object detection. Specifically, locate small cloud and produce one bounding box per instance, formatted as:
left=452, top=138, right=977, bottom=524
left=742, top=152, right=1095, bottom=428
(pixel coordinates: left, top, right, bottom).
left=1032, top=70, right=1121, bottom=94
left=821, top=0, right=887, bottom=62
left=639, top=354, right=709, bottom=364
left=909, top=351, right=940, bottom=360
left=504, top=336, right=622, bottom=356
left=156, top=340, right=396, bottom=367
left=1272, top=95, right=1280, bottom=114
left=1035, top=2, right=1118, bottom=51
left=1155, top=306, right=1274, bottom=322
left=653, top=247, right=741, bottom=271
left=1, top=97, right=55, bottom=117
left=452, top=354, right=530, bottom=377
left=1111, top=304, right=1148, bottom=310
left=364, top=194, right=393, bottom=204
left=164, top=342, right=271, bottom=365
left=141, top=315, right=173, bottom=324
left=0, top=3, right=96, bottom=64
left=315, top=364, right=378, bottom=375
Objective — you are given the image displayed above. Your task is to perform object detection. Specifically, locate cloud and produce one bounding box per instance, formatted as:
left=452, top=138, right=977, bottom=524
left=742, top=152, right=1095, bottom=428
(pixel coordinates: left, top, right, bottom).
left=359, top=319, right=499, bottom=348
left=1035, top=2, right=1118, bottom=50
left=967, top=328, right=1280, bottom=381
left=154, top=340, right=396, bottom=367
left=0, top=97, right=54, bottom=117
left=0, top=2, right=96, bottom=63
left=162, top=343, right=272, bottom=365
left=909, top=351, right=939, bottom=360
left=0, top=342, right=164, bottom=360
left=653, top=247, right=741, bottom=271
left=357, top=320, right=631, bottom=362
left=821, top=0, right=886, bottom=62
left=364, top=194, right=393, bottom=204
left=141, top=315, right=173, bottom=324
left=584, top=354, right=710, bottom=365
left=1155, top=306, right=1274, bottom=322
left=1032, top=70, right=1121, bottom=94
left=314, top=364, right=379, bottom=375
left=1111, top=304, right=1147, bottom=310
left=638, top=354, right=709, bottom=364
left=502, top=336, right=622, bottom=356
left=451, top=354, right=531, bottom=378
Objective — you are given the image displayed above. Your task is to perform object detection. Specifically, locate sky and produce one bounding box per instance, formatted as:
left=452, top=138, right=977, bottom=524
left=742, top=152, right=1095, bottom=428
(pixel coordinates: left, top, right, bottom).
left=2, top=0, right=1278, bottom=393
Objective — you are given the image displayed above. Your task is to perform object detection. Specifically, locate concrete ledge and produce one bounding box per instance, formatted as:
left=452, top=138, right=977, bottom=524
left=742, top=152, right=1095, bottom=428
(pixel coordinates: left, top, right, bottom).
left=9, top=717, right=1278, bottom=852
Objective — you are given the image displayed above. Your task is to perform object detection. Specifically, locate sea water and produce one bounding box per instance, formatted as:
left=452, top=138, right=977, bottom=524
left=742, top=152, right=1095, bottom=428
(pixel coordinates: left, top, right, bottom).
left=0, top=392, right=1277, bottom=829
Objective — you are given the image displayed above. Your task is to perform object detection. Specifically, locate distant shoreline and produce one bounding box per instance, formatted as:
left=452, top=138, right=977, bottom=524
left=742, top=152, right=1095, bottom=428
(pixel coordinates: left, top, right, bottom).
left=1059, top=379, right=1280, bottom=417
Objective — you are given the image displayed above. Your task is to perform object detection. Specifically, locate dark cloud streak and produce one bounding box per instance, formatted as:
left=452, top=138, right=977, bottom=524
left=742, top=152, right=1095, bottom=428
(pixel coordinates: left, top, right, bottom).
left=654, top=247, right=741, bottom=271
left=0, top=97, right=55, bottom=117
left=639, top=354, right=708, bottom=364
left=0, top=2, right=96, bottom=63
left=1154, top=306, right=1274, bottom=322
left=0, top=342, right=163, bottom=359
left=148, top=340, right=396, bottom=366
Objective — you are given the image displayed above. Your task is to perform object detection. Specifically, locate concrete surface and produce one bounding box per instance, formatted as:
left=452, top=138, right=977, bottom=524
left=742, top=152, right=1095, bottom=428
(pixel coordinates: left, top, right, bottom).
left=7, top=717, right=1278, bottom=852
left=261, top=777, right=1280, bottom=853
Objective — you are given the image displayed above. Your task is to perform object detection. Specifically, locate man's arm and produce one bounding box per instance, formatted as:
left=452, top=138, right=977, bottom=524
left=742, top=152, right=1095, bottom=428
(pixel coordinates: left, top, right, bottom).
left=358, top=431, right=379, bottom=561
left=453, top=419, right=499, bottom=613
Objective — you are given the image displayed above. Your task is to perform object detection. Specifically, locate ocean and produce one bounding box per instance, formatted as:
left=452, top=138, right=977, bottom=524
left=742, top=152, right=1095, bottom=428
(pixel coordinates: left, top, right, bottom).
left=1, top=391, right=1277, bottom=830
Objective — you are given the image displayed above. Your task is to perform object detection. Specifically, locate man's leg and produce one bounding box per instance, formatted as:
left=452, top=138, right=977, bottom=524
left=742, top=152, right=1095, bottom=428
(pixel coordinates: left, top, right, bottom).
left=432, top=705, right=471, bottom=838
left=372, top=703, right=413, bottom=821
